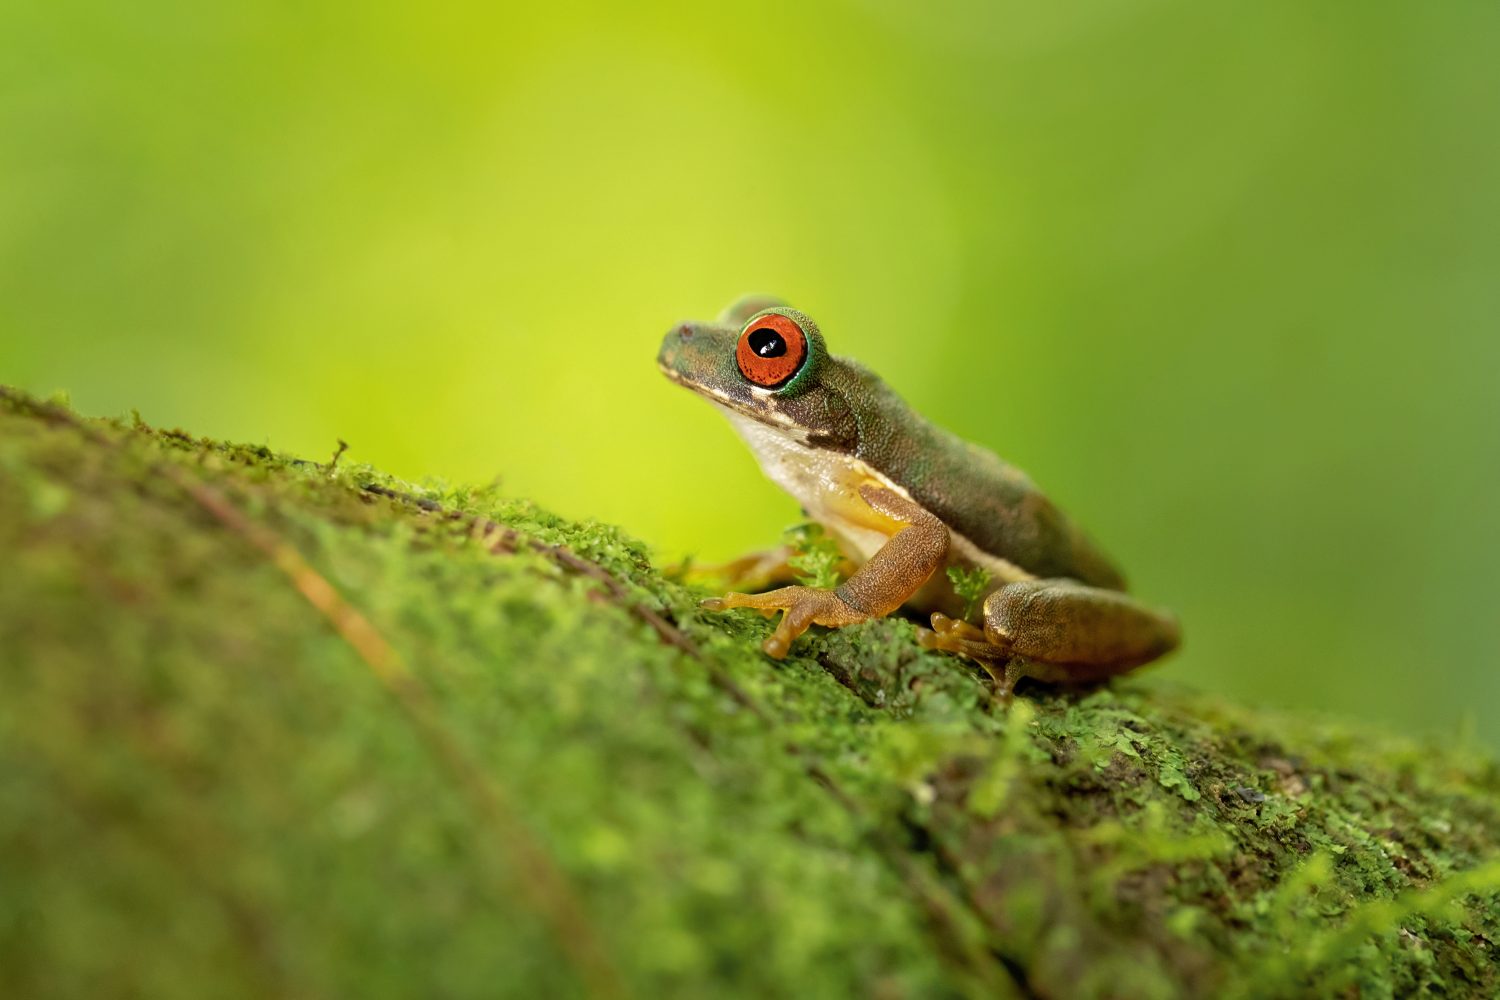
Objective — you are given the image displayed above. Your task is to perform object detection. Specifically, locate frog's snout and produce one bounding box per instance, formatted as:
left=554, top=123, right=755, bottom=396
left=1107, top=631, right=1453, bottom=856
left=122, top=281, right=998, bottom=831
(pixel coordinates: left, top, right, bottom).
left=658, top=321, right=701, bottom=372
left=659, top=318, right=740, bottom=387
left=657, top=322, right=692, bottom=375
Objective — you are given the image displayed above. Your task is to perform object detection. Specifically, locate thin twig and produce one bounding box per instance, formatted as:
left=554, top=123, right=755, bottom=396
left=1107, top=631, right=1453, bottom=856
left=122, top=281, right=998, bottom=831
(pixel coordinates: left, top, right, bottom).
left=0, top=388, right=624, bottom=1000
left=324, top=438, right=350, bottom=473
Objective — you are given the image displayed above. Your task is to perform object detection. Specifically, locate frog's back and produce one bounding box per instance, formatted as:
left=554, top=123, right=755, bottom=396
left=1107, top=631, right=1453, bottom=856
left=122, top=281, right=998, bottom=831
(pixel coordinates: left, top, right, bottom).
left=835, top=362, right=1128, bottom=591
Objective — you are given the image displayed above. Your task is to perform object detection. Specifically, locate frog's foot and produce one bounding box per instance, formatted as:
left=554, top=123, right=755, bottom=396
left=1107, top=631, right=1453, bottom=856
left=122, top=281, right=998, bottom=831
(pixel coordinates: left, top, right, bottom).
left=920, top=612, right=1002, bottom=659
left=918, top=613, right=1025, bottom=701
left=701, top=586, right=867, bottom=658
left=927, top=612, right=989, bottom=642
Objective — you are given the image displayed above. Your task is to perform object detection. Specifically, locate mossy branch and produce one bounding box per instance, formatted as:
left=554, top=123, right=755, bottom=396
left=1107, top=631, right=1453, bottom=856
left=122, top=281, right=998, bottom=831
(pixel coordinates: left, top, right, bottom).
left=1, top=387, right=1497, bottom=999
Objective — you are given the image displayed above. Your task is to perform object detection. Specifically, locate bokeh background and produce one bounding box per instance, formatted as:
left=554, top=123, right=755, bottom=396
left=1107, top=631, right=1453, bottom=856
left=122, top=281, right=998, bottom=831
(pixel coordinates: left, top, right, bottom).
left=3, top=1, right=1497, bottom=746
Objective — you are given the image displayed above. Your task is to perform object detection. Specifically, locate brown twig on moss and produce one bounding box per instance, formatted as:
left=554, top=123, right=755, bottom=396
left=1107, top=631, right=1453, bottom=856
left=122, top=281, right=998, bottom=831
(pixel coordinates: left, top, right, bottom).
left=324, top=438, right=350, bottom=473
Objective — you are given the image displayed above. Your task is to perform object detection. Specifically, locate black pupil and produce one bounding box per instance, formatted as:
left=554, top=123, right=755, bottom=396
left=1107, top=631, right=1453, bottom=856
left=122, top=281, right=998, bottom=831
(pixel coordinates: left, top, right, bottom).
left=747, top=328, right=786, bottom=358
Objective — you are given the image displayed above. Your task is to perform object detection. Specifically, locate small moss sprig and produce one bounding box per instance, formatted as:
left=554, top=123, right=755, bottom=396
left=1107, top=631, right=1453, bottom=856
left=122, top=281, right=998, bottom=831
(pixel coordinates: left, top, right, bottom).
left=946, top=565, right=992, bottom=623
left=782, top=522, right=845, bottom=589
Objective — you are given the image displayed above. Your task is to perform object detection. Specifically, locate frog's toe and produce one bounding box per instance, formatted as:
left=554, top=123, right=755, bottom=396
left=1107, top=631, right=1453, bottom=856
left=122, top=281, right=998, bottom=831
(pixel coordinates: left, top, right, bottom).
left=762, top=630, right=795, bottom=659
left=929, top=612, right=989, bottom=642
left=700, top=591, right=787, bottom=617
left=701, top=590, right=776, bottom=612
left=920, top=627, right=1000, bottom=662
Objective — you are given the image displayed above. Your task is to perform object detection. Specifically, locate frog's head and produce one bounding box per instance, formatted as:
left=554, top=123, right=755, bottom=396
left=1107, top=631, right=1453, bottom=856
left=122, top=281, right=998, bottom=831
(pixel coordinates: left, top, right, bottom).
left=658, top=296, right=857, bottom=450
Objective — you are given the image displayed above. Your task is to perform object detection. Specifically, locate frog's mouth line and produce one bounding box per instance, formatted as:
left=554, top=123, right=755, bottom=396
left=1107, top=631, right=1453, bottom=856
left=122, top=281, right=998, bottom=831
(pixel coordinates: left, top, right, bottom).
left=657, top=361, right=815, bottom=443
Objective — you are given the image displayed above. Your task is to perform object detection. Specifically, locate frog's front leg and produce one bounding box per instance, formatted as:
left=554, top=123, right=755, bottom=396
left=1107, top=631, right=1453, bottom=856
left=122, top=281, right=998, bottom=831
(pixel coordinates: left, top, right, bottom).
left=702, top=485, right=949, bottom=658
left=922, top=579, right=1180, bottom=695
left=700, top=586, right=867, bottom=658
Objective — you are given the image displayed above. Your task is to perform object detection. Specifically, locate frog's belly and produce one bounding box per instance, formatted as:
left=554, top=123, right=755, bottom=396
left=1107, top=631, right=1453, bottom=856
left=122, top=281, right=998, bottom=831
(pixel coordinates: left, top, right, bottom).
left=718, top=406, right=1034, bottom=609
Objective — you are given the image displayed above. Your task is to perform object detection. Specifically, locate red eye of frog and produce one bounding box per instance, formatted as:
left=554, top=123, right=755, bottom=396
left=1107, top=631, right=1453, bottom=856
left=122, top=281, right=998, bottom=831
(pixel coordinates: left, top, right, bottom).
left=736, top=314, right=808, bottom=389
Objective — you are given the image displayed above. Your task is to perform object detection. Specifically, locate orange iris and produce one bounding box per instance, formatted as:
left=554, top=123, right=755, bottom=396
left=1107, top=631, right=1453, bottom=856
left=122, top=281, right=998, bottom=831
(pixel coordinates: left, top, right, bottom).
left=736, top=314, right=808, bottom=388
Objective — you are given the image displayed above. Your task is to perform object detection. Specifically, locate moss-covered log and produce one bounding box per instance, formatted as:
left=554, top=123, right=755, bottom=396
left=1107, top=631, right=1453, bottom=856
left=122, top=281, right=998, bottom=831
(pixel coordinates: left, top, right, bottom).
left=1, top=387, right=1497, bottom=999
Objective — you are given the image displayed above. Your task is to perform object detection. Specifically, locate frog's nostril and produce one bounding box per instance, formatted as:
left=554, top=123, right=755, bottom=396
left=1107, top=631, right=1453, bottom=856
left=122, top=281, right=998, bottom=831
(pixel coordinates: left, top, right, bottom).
left=678, top=324, right=694, bottom=340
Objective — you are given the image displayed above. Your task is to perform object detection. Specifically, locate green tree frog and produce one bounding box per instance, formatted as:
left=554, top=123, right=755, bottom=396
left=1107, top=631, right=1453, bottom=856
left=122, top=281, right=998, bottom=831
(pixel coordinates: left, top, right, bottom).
left=658, top=296, right=1180, bottom=695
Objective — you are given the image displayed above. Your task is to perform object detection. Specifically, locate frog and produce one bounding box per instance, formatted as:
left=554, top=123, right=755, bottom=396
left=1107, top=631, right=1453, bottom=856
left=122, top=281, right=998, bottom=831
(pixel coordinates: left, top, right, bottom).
left=657, top=295, right=1180, bottom=697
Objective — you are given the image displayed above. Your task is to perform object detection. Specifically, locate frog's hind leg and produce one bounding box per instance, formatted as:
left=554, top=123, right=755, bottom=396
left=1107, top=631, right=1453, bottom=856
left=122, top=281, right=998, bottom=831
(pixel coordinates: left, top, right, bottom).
left=982, top=579, right=1180, bottom=680
left=922, top=580, right=1179, bottom=695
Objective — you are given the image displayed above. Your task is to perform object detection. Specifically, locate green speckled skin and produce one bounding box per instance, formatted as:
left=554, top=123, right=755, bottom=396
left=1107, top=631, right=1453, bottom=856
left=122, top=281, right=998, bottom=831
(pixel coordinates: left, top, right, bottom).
left=658, top=299, right=1126, bottom=589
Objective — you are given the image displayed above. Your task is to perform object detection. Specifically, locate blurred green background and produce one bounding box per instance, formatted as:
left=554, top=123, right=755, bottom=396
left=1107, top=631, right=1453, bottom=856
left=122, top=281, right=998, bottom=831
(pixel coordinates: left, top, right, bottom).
left=2, top=1, right=1497, bottom=746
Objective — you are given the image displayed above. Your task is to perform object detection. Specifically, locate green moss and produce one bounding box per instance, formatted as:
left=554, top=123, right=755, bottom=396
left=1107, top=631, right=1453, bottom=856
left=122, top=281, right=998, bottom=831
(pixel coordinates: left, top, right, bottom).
left=782, top=522, right=845, bottom=590
left=1, top=388, right=1497, bottom=999
left=945, top=565, right=992, bottom=623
